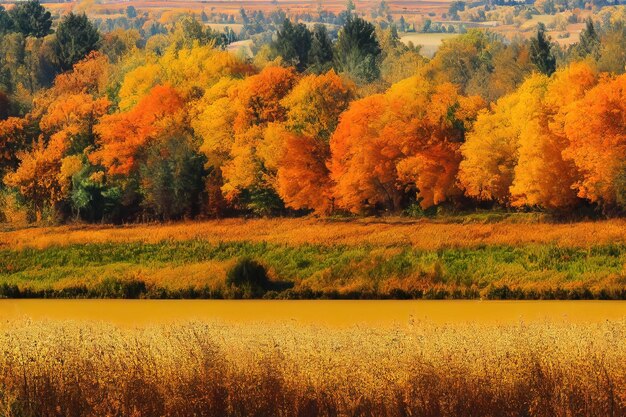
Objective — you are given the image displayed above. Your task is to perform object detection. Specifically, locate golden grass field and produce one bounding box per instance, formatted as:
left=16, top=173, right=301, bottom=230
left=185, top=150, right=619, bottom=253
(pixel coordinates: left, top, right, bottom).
left=399, top=33, right=459, bottom=57
left=47, top=0, right=451, bottom=17
left=0, top=317, right=624, bottom=416
left=3, top=217, right=626, bottom=250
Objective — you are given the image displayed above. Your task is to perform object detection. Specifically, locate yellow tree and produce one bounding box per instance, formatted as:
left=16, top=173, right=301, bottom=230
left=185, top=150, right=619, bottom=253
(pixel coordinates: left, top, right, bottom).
left=3, top=53, right=111, bottom=219
left=509, top=62, right=597, bottom=209
left=4, top=136, right=66, bottom=219
left=459, top=74, right=549, bottom=205
left=220, top=66, right=298, bottom=211
left=0, top=117, right=27, bottom=177
left=192, top=78, right=241, bottom=168
left=117, top=44, right=255, bottom=111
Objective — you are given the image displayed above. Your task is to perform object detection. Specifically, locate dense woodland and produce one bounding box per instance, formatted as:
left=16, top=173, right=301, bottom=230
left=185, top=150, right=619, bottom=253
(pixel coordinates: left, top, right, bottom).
left=1, top=1, right=626, bottom=223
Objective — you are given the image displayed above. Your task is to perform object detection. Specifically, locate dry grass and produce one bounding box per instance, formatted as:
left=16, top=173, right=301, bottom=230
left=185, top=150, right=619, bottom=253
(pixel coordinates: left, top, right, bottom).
left=47, top=0, right=452, bottom=17
left=3, top=217, right=626, bottom=251
left=0, top=318, right=624, bottom=416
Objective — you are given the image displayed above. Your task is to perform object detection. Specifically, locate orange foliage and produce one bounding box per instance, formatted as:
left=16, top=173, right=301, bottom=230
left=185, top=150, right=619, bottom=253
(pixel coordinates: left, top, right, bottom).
left=233, top=66, right=297, bottom=133
left=0, top=117, right=27, bottom=169
left=51, top=52, right=111, bottom=96
left=329, top=94, right=397, bottom=212
left=277, top=133, right=335, bottom=214
left=91, top=85, right=185, bottom=176
left=219, top=67, right=298, bottom=202
left=39, top=93, right=109, bottom=150
left=274, top=71, right=354, bottom=213
left=4, top=136, right=67, bottom=216
left=330, top=76, right=483, bottom=213
left=564, top=73, right=626, bottom=208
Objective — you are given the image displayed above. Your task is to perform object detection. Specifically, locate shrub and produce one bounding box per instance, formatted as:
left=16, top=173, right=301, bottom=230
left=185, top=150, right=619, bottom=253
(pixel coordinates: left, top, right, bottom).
left=226, top=258, right=270, bottom=298
left=95, top=278, right=147, bottom=298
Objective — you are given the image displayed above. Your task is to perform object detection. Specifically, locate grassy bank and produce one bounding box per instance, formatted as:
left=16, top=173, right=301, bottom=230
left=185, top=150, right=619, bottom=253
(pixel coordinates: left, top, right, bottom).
left=4, top=217, right=626, bottom=250
left=1, top=239, right=625, bottom=299
left=0, top=319, right=624, bottom=417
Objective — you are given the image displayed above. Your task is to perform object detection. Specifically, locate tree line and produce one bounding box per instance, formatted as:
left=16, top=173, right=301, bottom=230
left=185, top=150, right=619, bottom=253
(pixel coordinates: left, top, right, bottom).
left=1, top=1, right=626, bottom=223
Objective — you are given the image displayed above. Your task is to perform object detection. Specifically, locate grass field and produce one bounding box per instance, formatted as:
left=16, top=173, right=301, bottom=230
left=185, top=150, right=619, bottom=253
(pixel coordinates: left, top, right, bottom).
left=519, top=13, right=556, bottom=31
left=45, top=0, right=453, bottom=14
left=205, top=23, right=244, bottom=32
left=399, top=33, right=459, bottom=57
left=0, top=318, right=624, bottom=416
left=1, top=218, right=626, bottom=299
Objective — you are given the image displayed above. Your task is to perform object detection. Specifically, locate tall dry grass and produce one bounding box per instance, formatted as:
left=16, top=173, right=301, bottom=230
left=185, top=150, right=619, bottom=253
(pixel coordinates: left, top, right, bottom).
left=3, top=217, right=626, bottom=251
left=0, top=319, right=624, bottom=416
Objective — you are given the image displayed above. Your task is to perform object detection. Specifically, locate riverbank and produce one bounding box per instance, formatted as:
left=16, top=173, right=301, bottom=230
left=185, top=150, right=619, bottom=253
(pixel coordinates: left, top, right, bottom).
left=2, top=218, right=626, bottom=299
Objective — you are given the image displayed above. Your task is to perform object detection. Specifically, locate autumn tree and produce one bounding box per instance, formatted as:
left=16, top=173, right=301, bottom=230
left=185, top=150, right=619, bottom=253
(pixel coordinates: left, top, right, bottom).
left=330, top=76, right=483, bottom=213
left=192, top=78, right=242, bottom=168
left=563, top=74, right=626, bottom=209
left=117, top=44, right=255, bottom=111
left=221, top=66, right=297, bottom=214
left=91, top=84, right=184, bottom=176
left=458, top=85, right=534, bottom=204
left=459, top=63, right=598, bottom=209
left=0, top=117, right=27, bottom=178
left=4, top=136, right=65, bottom=220
left=281, top=70, right=353, bottom=140
left=509, top=62, right=596, bottom=209
left=275, top=70, right=354, bottom=213
left=3, top=52, right=111, bottom=220
left=232, top=65, right=297, bottom=132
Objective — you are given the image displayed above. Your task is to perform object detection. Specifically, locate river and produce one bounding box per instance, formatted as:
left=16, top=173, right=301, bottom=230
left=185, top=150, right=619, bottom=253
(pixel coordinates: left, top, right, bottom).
left=1, top=300, right=625, bottom=327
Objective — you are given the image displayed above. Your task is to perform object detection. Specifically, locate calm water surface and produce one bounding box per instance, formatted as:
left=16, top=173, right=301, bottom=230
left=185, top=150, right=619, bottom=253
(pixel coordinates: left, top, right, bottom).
left=1, top=300, right=625, bottom=327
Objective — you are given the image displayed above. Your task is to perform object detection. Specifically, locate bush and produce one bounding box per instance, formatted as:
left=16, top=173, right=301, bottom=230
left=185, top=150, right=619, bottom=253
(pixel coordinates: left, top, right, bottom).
left=226, top=258, right=270, bottom=298
left=95, top=278, right=147, bottom=298
left=0, top=191, right=31, bottom=226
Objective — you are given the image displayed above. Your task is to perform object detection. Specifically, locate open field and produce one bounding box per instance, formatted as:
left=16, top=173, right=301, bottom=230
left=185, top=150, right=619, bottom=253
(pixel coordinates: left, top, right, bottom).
left=41, top=0, right=452, bottom=19
left=399, top=32, right=458, bottom=57
left=519, top=13, right=556, bottom=30
left=1, top=218, right=626, bottom=299
left=205, top=23, right=243, bottom=32
left=0, top=317, right=624, bottom=416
